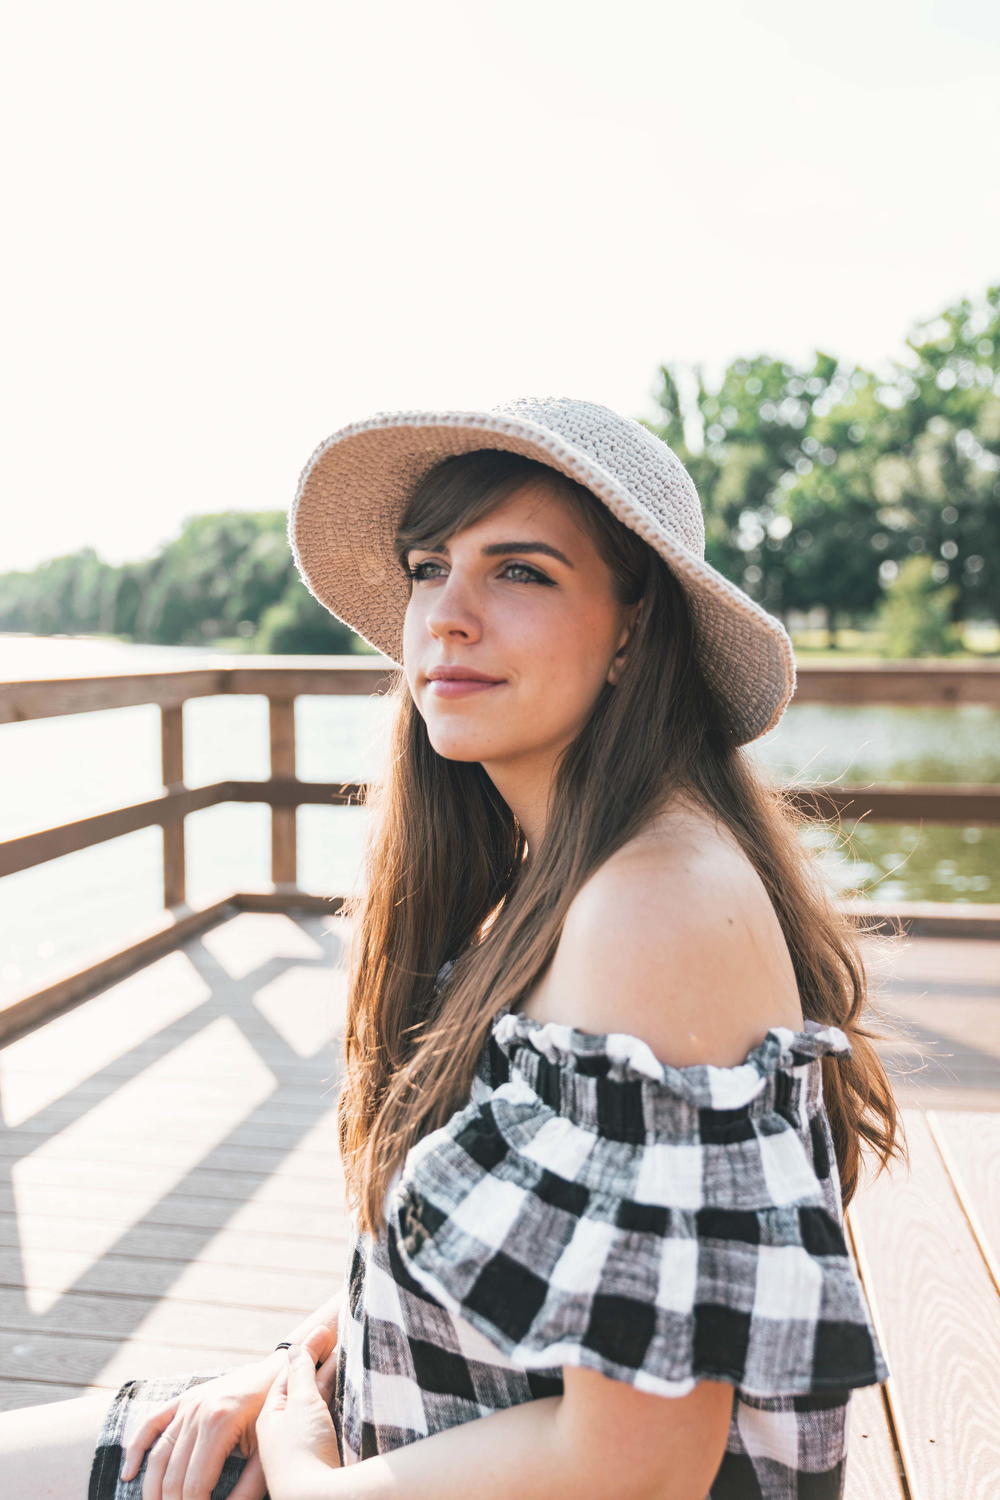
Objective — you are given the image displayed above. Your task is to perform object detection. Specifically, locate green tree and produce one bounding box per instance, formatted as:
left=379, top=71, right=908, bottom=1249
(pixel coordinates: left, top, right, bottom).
left=647, top=351, right=887, bottom=636
left=875, top=554, right=962, bottom=657
left=255, top=577, right=366, bottom=654
left=132, top=512, right=292, bottom=644
left=876, top=285, right=1000, bottom=623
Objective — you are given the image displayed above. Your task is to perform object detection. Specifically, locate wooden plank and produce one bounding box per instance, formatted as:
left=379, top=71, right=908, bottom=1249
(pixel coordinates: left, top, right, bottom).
left=0, top=1380, right=114, bottom=1410
left=269, top=698, right=298, bottom=886
left=1, top=1083, right=339, bottom=1126
left=0, top=660, right=395, bottom=724
left=0, top=1052, right=341, bottom=1091
left=925, top=1111, right=1000, bottom=1294
left=847, top=1109, right=1000, bottom=1497
left=0, top=1184, right=344, bottom=1242
left=0, top=670, right=228, bottom=723
left=0, top=1287, right=295, bottom=1355
left=228, top=778, right=368, bottom=807
left=876, top=935, right=1000, bottom=987
left=783, top=660, right=1000, bottom=707
left=844, top=1383, right=905, bottom=1499
left=161, top=703, right=186, bottom=907
left=0, top=1134, right=339, bottom=1180
left=0, top=1327, right=254, bottom=1388
left=0, top=781, right=229, bottom=877
left=0, top=1025, right=343, bottom=1081
left=0, top=1213, right=349, bottom=1276
left=5, top=1157, right=342, bottom=1209
left=2, top=1113, right=334, bottom=1154
left=0, top=1246, right=334, bottom=1313
left=787, top=783, right=1000, bottom=825
left=845, top=901, right=1000, bottom=942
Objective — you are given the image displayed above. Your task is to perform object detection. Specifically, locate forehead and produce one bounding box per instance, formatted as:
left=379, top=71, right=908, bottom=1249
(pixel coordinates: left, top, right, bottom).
left=450, top=478, right=587, bottom=539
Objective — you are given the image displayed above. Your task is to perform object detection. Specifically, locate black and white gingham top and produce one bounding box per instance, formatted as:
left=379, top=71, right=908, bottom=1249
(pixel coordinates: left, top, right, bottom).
left=332, top=960, right=889, bottom=1498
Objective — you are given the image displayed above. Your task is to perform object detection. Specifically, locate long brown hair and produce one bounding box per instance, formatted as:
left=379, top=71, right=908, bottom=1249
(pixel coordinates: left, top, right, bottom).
left=336, top=448, right=906, bottom=1237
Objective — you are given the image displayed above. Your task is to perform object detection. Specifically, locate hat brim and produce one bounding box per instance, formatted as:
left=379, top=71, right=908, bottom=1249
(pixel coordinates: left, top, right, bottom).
left=288, top=408, right=796, bottom=746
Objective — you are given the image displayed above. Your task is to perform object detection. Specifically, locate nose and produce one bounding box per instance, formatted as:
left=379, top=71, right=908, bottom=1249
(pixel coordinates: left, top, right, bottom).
left=423, top=570, right=484, bottom=643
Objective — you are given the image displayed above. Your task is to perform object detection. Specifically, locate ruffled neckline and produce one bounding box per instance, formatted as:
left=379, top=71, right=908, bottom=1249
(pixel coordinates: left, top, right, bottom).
left=489, top=1004, right=850, bottom=1112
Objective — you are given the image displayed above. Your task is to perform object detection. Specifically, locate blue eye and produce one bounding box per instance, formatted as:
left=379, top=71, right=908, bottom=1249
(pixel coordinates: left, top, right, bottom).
left=405, top=560, right=553, bottom=585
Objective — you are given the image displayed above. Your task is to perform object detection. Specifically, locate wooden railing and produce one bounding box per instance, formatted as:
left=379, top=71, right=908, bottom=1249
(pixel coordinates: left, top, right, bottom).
left=1, top=656, right=998, bottom=1042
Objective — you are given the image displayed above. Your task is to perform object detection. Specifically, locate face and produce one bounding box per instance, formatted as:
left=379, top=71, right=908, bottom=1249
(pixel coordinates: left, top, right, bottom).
left=401, top=480, right=640, bottom=785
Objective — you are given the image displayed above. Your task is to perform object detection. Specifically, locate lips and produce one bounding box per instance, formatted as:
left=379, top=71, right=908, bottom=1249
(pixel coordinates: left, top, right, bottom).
left=427, top=670, right=504, bottom=684
left=428, top=676, right=504, bottom=698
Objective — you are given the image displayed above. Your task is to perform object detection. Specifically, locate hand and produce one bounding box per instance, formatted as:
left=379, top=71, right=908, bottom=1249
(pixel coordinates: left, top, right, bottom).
left=119, top=1322, right=338, bottom=1500
left=255, top=1342, right=342, bottom=1500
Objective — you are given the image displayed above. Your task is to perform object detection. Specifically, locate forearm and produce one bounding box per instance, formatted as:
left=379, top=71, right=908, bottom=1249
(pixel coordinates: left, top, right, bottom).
left=292, top=1395, right=665, bottom=1500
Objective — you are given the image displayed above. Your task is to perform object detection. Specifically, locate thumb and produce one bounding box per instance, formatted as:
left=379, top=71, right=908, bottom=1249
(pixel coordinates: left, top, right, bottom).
left=285, top=1343, right=324, bottom=1402
left=303, top=1321, right=337, bottom=1366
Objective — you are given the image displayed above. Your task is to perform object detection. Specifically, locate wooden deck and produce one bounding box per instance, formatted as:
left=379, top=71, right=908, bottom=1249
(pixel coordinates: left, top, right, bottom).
left=0, top=913, right=998, bottom=1497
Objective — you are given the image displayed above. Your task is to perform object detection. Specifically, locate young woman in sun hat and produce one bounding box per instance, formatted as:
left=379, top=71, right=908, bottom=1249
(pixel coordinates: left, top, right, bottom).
left=1, top=394, right=900, bottom=1500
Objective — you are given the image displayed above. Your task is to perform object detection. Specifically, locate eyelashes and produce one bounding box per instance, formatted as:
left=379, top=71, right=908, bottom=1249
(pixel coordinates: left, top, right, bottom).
left=404, top=560, right=555, bottom=586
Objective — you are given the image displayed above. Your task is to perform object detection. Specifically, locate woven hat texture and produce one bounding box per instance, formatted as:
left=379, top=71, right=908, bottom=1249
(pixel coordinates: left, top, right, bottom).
left=288, top=394, right=797, bottom=745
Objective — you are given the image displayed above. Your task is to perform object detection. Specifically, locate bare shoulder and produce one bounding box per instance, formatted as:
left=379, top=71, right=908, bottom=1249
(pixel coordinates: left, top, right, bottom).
left=526, top=799, right=804, bottom=1067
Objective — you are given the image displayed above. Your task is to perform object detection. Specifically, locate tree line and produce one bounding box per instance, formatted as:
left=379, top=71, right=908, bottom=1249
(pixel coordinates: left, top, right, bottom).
left=2, top=284, right=997, bottom=655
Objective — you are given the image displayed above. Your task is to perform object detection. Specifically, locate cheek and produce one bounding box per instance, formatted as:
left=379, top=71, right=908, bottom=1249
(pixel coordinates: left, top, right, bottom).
left=524, top=609, right=614, bottom=680
left=517, top=631, right=613, bottom=724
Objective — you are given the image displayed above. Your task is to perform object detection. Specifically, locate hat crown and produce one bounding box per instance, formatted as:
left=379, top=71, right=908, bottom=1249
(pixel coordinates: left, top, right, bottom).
left=490, top=395, right=706, bottom=558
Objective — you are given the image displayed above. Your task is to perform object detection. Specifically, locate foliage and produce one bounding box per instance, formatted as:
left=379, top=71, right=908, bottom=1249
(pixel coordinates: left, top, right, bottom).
left=0, top=512, right=374, bottom=654
left=256, top=577, right=361, bottom=654
left=643, top=282, right=999, bottom=649
left=874, top=555, right=963, bottom=658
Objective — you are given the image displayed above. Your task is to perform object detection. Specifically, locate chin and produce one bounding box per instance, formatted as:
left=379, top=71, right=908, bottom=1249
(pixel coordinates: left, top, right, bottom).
left=427, top=732, right=496, bottom=762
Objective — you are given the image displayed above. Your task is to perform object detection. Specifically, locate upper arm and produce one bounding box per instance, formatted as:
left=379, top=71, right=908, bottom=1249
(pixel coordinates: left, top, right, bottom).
left=559, top=1364, right=733, bottom=1499
left=552, top=845, right=802, bottom=1068
left=550, top=852, right=778, bottom=1490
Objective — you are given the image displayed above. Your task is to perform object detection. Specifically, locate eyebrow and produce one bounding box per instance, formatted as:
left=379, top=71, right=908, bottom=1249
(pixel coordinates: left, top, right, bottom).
left=406, top=540, right=575, bottom=569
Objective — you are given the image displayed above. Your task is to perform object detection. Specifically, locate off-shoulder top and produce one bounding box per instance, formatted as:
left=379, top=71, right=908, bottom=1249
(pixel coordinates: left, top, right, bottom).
left=331, top=959, right=889, bottom=1499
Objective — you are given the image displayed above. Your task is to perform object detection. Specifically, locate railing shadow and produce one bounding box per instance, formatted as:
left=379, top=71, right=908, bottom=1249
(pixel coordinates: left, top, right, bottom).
left=0, top=911, right=350, bottom=1398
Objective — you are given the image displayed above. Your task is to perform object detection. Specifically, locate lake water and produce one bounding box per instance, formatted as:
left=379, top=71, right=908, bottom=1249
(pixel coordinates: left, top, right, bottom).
left=1, top=634, right=997, bottom=1000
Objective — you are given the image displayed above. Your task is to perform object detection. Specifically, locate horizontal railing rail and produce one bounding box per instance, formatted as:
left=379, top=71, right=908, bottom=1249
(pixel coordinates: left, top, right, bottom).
left=2, top=655, right=998, bottom=1043
left=3, top=780, right=999, bottom=883
left=2, top=657, right=999, bottom=725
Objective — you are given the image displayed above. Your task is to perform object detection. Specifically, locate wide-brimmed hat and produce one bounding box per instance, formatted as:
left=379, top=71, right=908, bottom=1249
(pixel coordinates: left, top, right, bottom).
left=288, top=394, right=796, bottom=746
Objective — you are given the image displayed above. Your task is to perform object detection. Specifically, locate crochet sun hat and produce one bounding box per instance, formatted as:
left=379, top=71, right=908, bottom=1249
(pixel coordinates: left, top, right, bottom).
left=287, top=394, right=797, bottom=746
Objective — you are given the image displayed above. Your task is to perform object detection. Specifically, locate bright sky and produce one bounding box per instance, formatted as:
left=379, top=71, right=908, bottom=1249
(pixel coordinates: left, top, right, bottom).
left=2, top=0, right=998, bottom=572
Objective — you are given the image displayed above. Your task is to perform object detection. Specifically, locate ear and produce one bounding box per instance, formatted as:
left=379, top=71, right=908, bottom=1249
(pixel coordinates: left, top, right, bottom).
left=607, top=601, right=642, bottom=686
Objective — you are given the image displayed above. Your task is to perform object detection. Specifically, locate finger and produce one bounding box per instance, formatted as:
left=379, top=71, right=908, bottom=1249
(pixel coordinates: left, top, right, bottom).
left=182, top=1422, right=242, bottom=1500
left=316, top=1351, right=339, bottom=1406
left=159, top=1418, right=199, bottom=1500
left=285, top=1344, right=324, bottom=1402
left=140, top=1416, right=181, bottom=1500
left=303, top=1321, right=337, bottom=1365
left=226, top=1450, right=267, bottom=1500
left=121, top=1399, right=181, bottom=1482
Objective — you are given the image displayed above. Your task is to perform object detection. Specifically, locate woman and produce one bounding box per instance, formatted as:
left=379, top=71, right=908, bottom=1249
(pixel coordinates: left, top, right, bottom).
left=0, top=395, right=899, bottom=1500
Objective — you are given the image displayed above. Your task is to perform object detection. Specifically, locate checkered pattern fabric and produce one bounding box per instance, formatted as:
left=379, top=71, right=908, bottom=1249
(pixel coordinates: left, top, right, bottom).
left=332, top=962, right=889, bottom=1498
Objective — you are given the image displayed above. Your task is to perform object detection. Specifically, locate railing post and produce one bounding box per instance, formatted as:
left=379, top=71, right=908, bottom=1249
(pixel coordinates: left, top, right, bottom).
left=269, top=696, right=297, bottom=888
left=161, top=704, right=186, bottom=908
